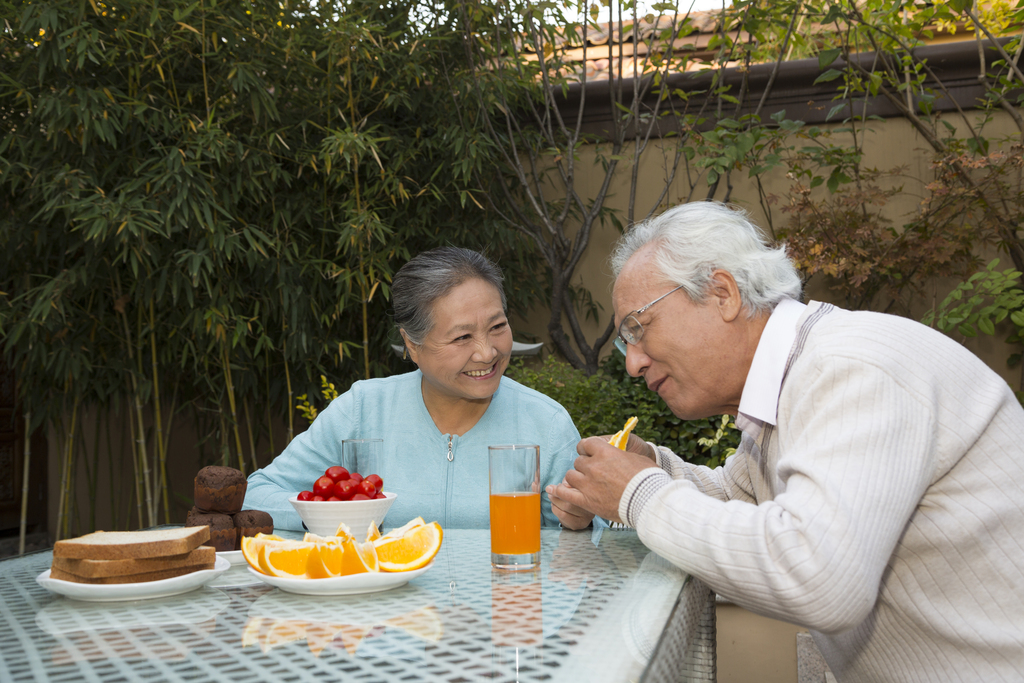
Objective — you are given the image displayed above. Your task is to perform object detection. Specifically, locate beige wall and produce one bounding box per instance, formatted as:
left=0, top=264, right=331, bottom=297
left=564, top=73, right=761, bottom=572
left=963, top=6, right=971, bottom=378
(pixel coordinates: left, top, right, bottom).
left=512, top=109, right=1023, bottom=390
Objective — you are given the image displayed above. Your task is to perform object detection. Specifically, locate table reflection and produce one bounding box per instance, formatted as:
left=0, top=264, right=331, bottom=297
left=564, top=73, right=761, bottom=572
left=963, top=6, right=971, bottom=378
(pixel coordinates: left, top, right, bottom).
left=0, top=528, right=706, bottom=683
left=245, top=583, right=441, bottom=657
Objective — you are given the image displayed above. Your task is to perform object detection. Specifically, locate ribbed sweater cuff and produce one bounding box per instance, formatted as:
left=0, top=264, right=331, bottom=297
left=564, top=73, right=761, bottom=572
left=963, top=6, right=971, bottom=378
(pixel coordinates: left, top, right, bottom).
left=619, top=467, right=672, bottom=528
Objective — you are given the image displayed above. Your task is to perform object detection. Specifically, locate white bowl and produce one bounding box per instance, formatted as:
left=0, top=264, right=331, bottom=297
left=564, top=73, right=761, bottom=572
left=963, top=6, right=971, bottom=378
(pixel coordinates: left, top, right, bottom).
left=289, top=492, right=397, bottom=537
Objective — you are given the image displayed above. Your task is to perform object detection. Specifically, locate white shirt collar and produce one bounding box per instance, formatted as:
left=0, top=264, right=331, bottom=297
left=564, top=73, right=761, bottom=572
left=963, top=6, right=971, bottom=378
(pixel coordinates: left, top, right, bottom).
left=736, top=297, right=807, bottom=438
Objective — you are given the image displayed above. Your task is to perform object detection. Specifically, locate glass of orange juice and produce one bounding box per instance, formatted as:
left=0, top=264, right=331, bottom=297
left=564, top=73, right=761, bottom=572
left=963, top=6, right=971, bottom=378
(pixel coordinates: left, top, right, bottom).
left=488, top=444, right=541, bottom=570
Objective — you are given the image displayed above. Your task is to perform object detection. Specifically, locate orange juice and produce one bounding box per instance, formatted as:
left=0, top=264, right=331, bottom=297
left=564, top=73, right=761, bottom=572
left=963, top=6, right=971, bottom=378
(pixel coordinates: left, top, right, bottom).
left=489, top=492, right=541, bottom=555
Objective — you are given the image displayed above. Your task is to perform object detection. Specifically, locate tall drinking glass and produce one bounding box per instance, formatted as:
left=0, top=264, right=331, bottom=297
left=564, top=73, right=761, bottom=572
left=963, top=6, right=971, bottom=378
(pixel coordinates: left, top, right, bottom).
left=488, top=444, right=541, bottom=570
left=342, top=439, right=384, bottom=482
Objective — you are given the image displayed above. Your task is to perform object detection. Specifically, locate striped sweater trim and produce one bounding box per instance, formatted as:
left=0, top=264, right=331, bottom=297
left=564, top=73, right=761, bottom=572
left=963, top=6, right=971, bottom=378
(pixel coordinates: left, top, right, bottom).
left=621, top=468, right=672, bottom=528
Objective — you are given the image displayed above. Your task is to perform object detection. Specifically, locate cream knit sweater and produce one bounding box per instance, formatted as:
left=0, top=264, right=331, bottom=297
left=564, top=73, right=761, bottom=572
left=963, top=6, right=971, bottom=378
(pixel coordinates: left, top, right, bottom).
left=619, top=301, right=1024, bottom=682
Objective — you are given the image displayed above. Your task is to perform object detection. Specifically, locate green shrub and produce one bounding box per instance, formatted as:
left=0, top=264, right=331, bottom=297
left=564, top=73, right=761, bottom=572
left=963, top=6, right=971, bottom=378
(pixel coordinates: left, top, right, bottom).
left=506, top=353, right=739, bottom=468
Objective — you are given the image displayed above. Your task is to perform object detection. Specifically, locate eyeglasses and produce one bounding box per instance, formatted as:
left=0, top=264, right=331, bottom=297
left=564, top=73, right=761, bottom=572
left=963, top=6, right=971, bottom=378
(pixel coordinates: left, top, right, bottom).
left=614, top=284, right=686, bottom=356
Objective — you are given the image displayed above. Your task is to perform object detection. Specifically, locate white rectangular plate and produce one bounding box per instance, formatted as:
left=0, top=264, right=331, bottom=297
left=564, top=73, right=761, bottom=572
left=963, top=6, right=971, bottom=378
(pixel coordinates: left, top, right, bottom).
left=36, top=555, right=231, bottom=602
left=248, top=562, right=433, bottom=596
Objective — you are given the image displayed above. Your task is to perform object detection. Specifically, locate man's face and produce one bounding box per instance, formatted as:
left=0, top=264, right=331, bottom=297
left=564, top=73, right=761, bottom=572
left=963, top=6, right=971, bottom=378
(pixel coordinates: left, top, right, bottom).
left=612, top=246, right=749, bottom=420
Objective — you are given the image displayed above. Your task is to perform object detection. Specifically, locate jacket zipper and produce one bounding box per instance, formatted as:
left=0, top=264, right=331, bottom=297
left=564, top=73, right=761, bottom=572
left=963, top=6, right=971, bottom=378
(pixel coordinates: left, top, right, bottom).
left=447, top=435, right=453, bottom=461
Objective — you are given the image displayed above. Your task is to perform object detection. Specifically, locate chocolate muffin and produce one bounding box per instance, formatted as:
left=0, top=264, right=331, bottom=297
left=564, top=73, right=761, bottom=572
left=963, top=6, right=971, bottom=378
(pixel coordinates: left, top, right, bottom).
left=234, top=510, right=274, bottom=543
left=186, top=508, right=236, bottom=552
left=194, top=466, right=247, bottom=514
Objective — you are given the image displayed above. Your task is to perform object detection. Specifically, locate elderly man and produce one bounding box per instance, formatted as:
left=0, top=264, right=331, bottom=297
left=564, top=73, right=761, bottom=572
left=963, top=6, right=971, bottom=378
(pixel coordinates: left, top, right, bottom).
left=548, top=202, right=1024, bottom=682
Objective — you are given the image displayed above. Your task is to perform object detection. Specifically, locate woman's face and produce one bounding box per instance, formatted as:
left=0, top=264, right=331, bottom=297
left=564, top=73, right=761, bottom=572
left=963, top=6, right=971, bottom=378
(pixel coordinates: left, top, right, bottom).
left=404, top=278, right=513, bottom=404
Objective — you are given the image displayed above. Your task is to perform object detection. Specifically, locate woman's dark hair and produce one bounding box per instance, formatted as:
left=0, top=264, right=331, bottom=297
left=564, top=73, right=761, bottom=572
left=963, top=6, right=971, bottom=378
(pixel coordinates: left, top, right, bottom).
left=392, top=247, right=506, bottom=345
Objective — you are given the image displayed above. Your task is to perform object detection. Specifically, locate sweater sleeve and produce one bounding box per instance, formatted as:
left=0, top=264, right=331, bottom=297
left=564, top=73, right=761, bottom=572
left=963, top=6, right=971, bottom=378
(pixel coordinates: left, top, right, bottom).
left=652, top=439, right=758, bottom=504
left=244, top=386, right=362, bottom=530
left=627, top=352, right=937, bottom=633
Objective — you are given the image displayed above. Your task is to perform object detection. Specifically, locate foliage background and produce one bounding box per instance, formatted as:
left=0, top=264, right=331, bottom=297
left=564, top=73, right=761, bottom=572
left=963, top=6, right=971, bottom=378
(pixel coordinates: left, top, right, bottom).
left=0, top=0, right=542, bottom=533
left=507, top=355, right=740, bottom=469
left=3, top=0, right=1024, bottom=539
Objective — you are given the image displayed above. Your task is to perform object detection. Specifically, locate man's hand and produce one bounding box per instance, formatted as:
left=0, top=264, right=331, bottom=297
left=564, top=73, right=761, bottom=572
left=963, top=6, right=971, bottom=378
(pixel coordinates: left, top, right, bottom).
left=548, top=436, right=659, bottom=523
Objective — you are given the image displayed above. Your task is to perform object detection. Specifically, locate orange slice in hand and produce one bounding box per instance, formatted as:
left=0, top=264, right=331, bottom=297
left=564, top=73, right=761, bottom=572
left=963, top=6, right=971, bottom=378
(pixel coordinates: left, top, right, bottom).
left=373, top=521, right=443, bottom=572
left=306, top=543, right=345, bottom=579
left=608, top=416, right=638, bottom=450
left=261, top=542, right=315, bottom=577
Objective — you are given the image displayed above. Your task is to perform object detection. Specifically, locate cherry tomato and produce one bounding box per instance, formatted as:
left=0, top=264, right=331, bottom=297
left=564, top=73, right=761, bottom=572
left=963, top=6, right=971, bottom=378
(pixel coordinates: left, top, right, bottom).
left=327, top=496, right=342, bottom=501
left=333, top=479, right=358, bottom=500
left=325, top=466, right=350, bottom=483
left=373, top=492, right=387, bottom=500
left=312, top=495, right=325, bottom=501
left=297, top=490, right=315, bottom=501
left=349, top=472, right=364, bottom=485
left=351, top=493, right=371, bottom=501
left=313, top=475, right=335, bottom=497
left=364, top=474, right=383, bottom=492
left=357, top=479, right=377, bottom=498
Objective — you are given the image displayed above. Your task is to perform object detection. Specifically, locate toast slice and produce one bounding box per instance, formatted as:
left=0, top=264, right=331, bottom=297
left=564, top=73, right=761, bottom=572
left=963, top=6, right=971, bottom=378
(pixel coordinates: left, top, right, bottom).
left=49, top=562, right=215, bottom=584
left=51, top=546, right=216, bottom=579
left=52, top=526, right=210, bottom=560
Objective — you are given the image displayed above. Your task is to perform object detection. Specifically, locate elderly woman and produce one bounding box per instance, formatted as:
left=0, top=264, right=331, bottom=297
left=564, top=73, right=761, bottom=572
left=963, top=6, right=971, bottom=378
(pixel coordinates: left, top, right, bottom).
left=245, top=247, right=594, bottom=531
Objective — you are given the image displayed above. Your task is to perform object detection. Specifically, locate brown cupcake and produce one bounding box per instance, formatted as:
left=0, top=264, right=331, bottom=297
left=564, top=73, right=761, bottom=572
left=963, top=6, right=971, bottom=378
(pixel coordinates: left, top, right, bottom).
left=194, top=466, right=247, bottom=514
left=186, top=508, right=236, bottom=552
left=234, top=510, right=274, bottom=546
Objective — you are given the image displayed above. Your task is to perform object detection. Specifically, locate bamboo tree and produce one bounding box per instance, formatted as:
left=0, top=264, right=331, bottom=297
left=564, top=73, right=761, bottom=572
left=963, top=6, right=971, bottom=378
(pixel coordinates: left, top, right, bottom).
left=18, top=410, right=30, bottom=555
left=55, top=394, right=79, bottom=543
left=150, top=300, right=170, bottom=523
left=222, top=343, right=247, bottom=475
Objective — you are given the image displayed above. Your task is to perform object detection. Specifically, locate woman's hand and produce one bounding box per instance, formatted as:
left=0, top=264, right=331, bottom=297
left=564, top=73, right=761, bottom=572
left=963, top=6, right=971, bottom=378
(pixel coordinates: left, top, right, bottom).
left=546, top=480, right=595, bottom=530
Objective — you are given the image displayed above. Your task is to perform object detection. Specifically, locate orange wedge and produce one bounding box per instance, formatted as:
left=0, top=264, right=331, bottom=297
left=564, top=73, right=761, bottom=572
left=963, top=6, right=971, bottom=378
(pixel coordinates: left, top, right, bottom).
left=374, top=521, right=442, bottom=572
left=333, top=522, right=355, bottom=541
left=339, top=539, right=379, bottom=575
left=260, top=542, right=315, bottom=577
left=306, top=543, right=345, bottom=579
left=303, top=532, right=345, bottom=544
left=608, top=416, right=638, bottom=450
left=366, top=521, right=381, bottom=543
left=241, top=534, right=287, bottom=574
left=381, top=516, right=425, bottom=540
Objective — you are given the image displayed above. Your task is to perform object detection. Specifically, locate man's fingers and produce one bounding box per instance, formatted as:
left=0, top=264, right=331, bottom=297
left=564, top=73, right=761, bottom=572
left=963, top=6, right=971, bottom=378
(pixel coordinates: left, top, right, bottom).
left=576, top=435, right=613, bottom=456
left=547, top=482, right=588, bottom=509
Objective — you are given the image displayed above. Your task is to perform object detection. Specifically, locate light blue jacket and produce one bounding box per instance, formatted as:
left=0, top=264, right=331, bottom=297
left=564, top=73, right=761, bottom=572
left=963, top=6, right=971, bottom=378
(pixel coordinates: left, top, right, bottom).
left=245, top=371, right=583, bottom=531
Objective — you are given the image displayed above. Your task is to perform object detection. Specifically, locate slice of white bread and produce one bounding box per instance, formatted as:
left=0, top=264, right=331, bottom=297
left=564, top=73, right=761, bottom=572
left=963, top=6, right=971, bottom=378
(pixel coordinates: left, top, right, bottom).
left=52, top=526, right=210, bottom=560
left=49, top=562, right=215, bottom=584
left=51, top=546, right=216, bottom=579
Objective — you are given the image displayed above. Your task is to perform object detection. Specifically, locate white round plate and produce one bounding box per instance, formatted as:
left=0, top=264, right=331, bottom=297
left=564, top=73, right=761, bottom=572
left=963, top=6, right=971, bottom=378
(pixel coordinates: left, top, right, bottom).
left=36, top=556, right=231, bottom=602
left=217, top=550, right=246, bottom=566
left=248, top=562, right=433, bottom=596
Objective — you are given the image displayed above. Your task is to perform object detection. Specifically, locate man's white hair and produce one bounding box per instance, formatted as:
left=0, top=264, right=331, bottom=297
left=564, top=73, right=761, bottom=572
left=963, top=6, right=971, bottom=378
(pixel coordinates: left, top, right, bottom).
left=610, top=201, right=803, bottom=317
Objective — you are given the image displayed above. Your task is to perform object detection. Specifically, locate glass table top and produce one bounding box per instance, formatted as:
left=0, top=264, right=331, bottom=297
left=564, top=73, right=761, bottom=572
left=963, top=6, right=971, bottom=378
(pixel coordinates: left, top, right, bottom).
left=0, top=528, right=711, bottom=683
